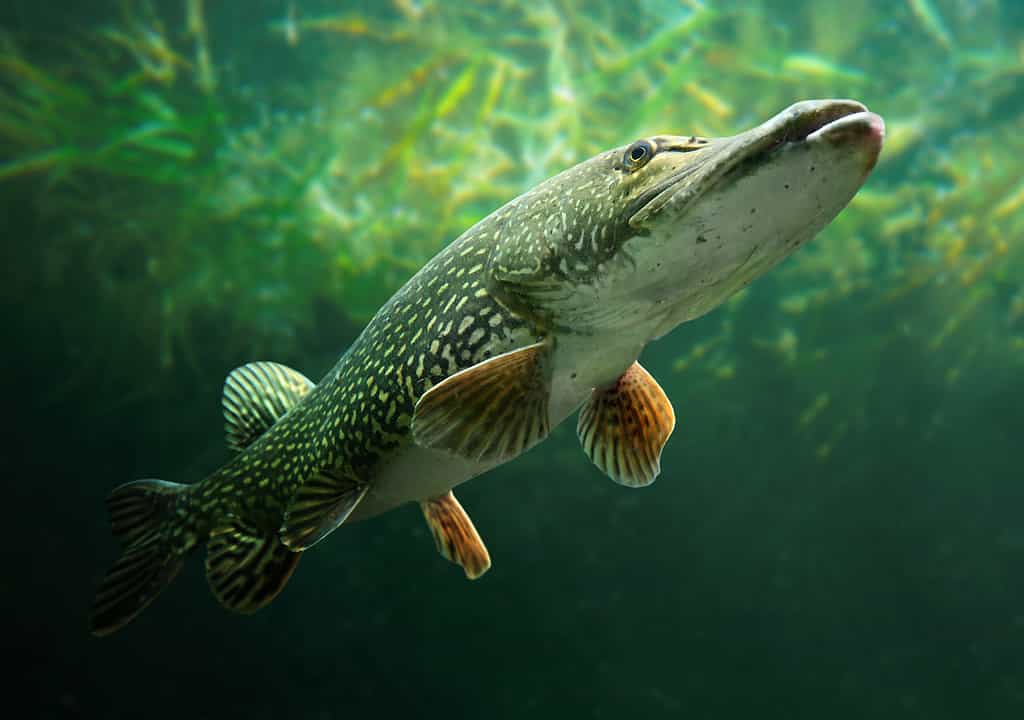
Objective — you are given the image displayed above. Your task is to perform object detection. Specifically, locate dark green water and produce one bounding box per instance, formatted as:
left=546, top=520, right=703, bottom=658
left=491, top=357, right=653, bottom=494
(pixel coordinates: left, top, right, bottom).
left=5, top=0, right=1024, bottom=717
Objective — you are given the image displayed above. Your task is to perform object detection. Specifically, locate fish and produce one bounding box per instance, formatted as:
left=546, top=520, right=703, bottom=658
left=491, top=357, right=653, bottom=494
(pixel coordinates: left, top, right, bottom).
left=89, top=98, right=884, bottom=636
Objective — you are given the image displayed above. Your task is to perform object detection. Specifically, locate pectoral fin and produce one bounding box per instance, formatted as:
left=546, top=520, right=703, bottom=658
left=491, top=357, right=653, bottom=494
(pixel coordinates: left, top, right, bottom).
left=280, top=469, right=369, bottom=551
left=411, top=341, right=551, bottom=463
left=577, top=361, right=675, bottom=487
left=420, top=491, right=491, bottom=579
left=223, top=361, right=315, bottom=451
left=206, top=519, right=301, bottom=614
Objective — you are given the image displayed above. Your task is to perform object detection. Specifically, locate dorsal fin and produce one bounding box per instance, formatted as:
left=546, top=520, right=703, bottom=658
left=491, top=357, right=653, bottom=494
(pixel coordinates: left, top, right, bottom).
left=222, top=361, right=314, bottom=452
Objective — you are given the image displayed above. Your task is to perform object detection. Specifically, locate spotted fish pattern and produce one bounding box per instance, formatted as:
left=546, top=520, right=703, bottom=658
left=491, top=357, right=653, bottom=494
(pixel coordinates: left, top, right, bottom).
left=88, top=180, right=590, bottom=635
left=89, top=134, right=710, bottom=636
left=91, top=97, right=877, bottom=635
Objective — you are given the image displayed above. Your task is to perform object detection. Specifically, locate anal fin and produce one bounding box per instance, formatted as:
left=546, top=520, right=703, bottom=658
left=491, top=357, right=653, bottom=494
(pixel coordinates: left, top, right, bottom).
left=420, top=491, right=491, bottom=579
left=577, top=361, right=676, bottom=487
left=280, top=469, right=369, bottom=551
left=412, top=341, right=551, bottom=463
left=205, top=519, right=302, bottom=614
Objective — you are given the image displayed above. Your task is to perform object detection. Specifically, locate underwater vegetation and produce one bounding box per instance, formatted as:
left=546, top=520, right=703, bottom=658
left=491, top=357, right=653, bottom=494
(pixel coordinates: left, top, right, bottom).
left=2, top=0, right=1022, bottom=443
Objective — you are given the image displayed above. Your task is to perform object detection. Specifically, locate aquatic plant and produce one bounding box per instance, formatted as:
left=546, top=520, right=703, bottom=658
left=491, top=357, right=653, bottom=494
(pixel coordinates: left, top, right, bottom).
left=2, top=0, right=1022, bottom=404
left=0, top=4, right=222, bottom=184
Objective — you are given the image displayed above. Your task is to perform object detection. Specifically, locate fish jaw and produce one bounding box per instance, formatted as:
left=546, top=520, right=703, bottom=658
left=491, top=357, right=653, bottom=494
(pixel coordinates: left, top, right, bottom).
left=624, top=99, right=884, bottom=336
left=627, top=99, right=883, bottom=229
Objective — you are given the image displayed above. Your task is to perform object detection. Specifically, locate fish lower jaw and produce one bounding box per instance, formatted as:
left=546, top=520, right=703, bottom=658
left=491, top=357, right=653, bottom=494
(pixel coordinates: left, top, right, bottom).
left=806, top=110, right=886, bottom=174
left=808, top=110, right=884, bottom=143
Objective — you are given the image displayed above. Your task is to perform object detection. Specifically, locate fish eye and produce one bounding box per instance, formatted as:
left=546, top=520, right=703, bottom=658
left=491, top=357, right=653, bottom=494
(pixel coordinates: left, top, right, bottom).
left=624, top=140, right=654, bottom=170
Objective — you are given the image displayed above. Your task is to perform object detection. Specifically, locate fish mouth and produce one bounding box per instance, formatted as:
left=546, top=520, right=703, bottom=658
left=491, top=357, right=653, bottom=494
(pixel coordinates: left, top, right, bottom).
left=747, top=101, right=885, bottom=167
left=629, top=99, right=883, bottom=227
left=764, top=99, right=871, bottom=147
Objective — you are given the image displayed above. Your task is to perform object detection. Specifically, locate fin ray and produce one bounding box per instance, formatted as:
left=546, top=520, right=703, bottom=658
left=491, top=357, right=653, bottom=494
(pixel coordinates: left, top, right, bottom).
left=411, top=341, right=551, bottom=463
left=577, top=361, right=675, bottom=487
left=280, top=469, right=369, bottom=551
left=223, top=361, right=314, bottom=452
left=90, top=479, right=191, bottom=637
left=420, top=492, right=491, bottom=579
left=206, top=519, right=301, bottom=614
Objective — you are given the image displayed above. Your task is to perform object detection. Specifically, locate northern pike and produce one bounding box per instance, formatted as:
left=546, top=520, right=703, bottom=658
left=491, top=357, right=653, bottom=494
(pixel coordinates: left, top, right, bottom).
left=90, top=99, right=884, bottom=635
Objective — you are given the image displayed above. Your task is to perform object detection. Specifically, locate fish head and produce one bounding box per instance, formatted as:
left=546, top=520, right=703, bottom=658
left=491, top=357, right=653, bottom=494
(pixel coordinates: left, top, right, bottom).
left=489, top=99, right=883, bottom=338
left=623, top=98, right=885, bottom=334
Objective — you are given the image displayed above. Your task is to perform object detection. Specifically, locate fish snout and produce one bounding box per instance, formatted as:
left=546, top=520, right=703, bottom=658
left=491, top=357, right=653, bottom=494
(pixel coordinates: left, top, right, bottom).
left=806, top=110, right=886, bottom=174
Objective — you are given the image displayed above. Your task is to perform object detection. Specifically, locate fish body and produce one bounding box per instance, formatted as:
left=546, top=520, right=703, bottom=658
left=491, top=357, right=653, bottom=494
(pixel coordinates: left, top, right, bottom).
left=91, top=99, right=884, bottom=635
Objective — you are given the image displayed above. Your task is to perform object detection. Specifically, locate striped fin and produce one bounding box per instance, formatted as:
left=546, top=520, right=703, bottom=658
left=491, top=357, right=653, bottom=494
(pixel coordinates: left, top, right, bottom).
left=411, top=341, right=551, bottom=463
left=280, top=469, right=369, bottom=551
left=205, top=520, right=301, bottom=614
left=90, top=479, right=190, bottom=637
left=223, top=361, right=314, bottom=452
left=420, top=491, right=491, bottom=580
left=577, top=361, right=676, bottom=487
left=91, top=537, right=185, bottom=637
left=106, top=478, right=185, bottom=547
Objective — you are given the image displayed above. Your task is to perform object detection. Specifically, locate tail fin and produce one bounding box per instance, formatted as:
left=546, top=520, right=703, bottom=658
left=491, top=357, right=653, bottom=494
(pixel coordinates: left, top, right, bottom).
left=89, top=479, right=193, bottom=637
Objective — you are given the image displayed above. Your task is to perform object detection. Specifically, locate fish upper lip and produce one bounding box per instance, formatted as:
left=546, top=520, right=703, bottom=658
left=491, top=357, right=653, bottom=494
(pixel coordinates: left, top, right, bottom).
left=628, top=99, right=870, bottom=228
left=771, top=99, right=869, bottom=144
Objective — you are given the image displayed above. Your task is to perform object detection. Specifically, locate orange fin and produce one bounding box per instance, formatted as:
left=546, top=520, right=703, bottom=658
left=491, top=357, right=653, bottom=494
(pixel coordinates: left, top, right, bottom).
left=420, top=491, right=491, bottom=580
left=411, top=341, right=551, bottom=463
left=206, top=519, right=301, bottom=614
left=577, top=361, right=675, bottom=487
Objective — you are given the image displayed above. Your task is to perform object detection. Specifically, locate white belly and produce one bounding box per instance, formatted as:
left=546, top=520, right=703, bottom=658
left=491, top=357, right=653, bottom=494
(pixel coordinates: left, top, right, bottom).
left=351, top=314, right=662, bottom=521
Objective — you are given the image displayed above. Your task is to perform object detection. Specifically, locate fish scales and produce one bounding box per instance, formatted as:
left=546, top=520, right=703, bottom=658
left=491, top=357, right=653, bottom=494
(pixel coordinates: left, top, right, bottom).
left=90, top=98, right=884, bottom=635
left=196, top=219, right=539, bottom=527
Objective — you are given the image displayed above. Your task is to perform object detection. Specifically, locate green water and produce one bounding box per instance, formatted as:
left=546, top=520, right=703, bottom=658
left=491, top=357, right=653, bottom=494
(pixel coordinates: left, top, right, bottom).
left=4, top=0, right=1023, bottom=717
